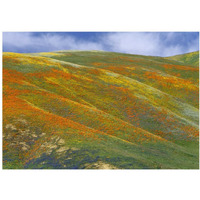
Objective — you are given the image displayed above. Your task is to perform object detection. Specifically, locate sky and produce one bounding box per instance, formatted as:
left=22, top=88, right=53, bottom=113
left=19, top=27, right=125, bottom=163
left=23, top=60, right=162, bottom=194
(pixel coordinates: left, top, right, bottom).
left=3, top=32, right=199, bottom=57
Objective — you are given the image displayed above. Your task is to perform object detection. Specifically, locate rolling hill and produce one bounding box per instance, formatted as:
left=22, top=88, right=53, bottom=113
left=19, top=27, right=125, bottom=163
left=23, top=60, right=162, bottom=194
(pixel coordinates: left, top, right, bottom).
left=3, top=50, right=199, bottom=169
left=166, top=51, right=199, bottom=67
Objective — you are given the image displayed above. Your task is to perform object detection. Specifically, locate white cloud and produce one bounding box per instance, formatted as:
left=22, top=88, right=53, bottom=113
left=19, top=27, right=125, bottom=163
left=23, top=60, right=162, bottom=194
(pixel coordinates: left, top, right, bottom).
left=3, top=32, right=104, bottom=52
left=43, top=33, right=104, bottom=51
left=101, top=32, right=199, bottom=56
left=102, top=32, right=161, bottom=55
left=3, top=32, right=199, bottom=56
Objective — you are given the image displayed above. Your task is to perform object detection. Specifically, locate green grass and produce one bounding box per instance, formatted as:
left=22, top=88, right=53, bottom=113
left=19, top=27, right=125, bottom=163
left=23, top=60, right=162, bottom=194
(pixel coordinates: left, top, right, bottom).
left=166, top=51, right=199, bottom=67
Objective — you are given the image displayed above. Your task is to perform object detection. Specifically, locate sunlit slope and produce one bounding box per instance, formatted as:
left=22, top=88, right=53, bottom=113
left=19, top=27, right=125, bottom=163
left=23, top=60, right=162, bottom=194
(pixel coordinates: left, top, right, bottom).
left=166, top=51, right=199, bottom=67
left=37, top=51, right=199, bottom=107
left=3, top=51, right=199, bottom=169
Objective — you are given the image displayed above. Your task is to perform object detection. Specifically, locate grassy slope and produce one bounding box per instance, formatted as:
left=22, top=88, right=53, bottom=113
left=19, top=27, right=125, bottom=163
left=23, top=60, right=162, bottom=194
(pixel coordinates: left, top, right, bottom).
left=166, top=51, right=199, bottom=67
left=3, top=51, right=199, bottom=169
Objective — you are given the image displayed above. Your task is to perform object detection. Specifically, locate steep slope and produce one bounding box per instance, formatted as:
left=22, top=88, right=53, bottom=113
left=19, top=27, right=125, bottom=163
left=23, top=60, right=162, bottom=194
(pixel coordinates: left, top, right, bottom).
left=166, top=51, right=199, bottom=67
left=3, top=51, right=199, bottom=169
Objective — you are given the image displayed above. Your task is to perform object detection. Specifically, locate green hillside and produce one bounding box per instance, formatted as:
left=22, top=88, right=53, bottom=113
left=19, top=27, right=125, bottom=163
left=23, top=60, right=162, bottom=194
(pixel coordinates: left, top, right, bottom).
left=3, top=50, right=199, bottom=169
left=166, top=51, right=199, bottom=67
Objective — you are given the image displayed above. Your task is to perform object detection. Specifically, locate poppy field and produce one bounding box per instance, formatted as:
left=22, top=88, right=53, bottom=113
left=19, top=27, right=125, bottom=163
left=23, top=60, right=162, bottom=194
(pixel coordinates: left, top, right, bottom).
left=3, top=50, right=199, bottom=169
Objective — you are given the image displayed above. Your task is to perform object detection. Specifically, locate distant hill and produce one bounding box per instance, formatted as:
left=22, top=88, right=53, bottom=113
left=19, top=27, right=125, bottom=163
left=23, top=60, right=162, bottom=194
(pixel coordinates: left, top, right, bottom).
left=3, top=50, right=199, bottom=169
left=166, top=51, right=199, bottom=67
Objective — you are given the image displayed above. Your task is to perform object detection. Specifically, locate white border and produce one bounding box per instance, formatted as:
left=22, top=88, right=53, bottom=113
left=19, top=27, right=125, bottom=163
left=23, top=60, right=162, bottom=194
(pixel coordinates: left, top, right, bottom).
left=0, top=1, right=200, bottom=200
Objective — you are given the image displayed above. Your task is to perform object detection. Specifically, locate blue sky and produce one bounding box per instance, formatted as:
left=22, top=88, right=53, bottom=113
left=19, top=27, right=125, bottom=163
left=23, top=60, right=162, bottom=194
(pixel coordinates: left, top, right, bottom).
left=3, top=32, right=199, bottom=57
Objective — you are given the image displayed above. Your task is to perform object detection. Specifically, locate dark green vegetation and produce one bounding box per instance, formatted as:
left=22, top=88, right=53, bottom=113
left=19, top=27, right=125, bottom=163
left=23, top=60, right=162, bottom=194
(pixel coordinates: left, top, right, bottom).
left=3, top=50, right=199, bottom=169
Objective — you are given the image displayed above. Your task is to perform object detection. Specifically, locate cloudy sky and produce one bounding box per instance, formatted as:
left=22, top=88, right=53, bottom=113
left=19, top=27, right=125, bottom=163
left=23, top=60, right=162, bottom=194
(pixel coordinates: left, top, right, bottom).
left=3, top=32, right=199, bottom=57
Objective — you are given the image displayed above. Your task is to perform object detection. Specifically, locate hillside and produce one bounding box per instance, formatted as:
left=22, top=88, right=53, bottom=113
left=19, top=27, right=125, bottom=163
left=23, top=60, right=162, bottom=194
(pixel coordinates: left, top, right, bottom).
left=166, top=51, right=199, bottom=67
left=3, top=50, right=199, bottom=169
